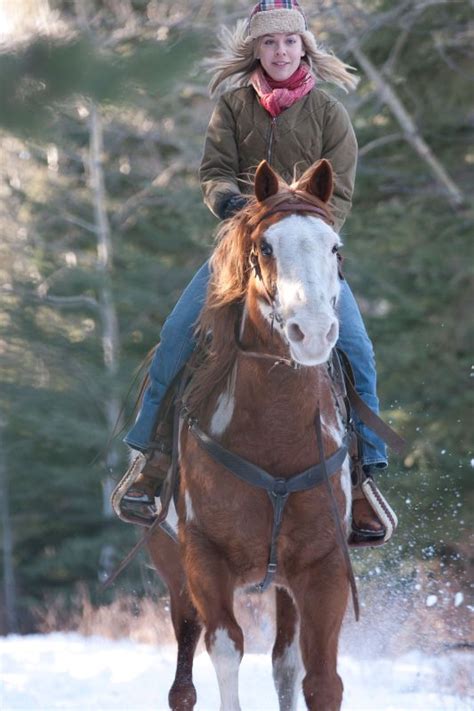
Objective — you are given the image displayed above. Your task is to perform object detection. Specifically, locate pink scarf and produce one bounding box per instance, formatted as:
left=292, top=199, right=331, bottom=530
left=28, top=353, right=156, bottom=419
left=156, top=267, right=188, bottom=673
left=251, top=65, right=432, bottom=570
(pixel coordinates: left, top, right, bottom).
left=250, top=63, right=315, bottom=118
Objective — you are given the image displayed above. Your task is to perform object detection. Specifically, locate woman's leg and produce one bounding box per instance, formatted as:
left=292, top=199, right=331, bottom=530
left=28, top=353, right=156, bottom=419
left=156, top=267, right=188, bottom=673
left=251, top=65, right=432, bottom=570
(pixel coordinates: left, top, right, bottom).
left=124, top=261, right=211, bottom=452
left=336, top=280, right=388, bottom=469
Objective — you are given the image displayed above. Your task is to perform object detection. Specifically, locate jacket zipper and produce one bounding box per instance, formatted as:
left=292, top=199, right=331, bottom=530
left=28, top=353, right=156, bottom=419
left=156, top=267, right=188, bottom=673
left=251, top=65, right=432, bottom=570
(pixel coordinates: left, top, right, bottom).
left=266, top=117, right=277, bottom=164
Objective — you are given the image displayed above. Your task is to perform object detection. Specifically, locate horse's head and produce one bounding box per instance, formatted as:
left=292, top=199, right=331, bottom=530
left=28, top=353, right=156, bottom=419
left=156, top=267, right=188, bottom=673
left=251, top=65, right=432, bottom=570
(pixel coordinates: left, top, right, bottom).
left=249, top=159, right=342, bottom=366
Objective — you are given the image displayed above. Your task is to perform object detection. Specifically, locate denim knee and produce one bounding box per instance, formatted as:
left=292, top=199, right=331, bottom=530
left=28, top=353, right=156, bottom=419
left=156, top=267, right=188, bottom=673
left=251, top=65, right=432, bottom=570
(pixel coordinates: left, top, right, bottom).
left=124, top=260, right=211, bottom=451
left=336, top=280, right=387, bottom=468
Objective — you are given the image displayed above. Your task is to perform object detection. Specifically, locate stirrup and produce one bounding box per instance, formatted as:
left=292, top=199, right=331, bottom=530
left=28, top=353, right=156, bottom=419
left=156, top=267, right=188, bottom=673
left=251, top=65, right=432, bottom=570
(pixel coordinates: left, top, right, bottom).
left=349, top=477, right=398, bottom=548
left=111, top=453, right=160, bottom=527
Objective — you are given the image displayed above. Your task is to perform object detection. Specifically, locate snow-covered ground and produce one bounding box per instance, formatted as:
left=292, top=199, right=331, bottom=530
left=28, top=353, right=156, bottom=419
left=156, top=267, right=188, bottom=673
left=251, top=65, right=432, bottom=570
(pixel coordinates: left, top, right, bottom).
left=1, top=632, right=472, bottom=710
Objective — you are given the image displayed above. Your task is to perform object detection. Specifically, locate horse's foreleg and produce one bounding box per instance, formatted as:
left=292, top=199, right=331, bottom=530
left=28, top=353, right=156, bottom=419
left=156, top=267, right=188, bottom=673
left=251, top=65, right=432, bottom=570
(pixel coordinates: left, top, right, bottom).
left=272, top=586, right=303, bottom=711
left=288, top=551, right=348, bottom=711
left=147, top=527, right=201, bottom=711
left=167, top=606, right=202, bottom=711
left=185, top=530, right=244, bottom=711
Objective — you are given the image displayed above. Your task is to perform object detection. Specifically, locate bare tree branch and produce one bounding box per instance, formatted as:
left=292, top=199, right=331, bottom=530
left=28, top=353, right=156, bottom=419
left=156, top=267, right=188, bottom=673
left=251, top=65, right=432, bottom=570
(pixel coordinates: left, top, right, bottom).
left=432, top=32, right=474, bottom=81
left=38, top=293, right=99, bottom=310
left=359, top=133, right=404, bottom=158
left=382, top=29, right=410, bottom=77
left=60, top=212, right=98, bottom=234
left=333, top=2, right=465, bottom=208
left=111, top=158, right=186, bottom=229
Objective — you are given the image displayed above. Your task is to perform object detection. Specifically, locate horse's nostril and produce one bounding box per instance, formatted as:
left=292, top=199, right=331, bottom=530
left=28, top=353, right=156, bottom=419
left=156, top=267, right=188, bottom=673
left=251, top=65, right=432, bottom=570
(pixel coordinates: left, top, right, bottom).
left=288, top=323, right=305, bottom=343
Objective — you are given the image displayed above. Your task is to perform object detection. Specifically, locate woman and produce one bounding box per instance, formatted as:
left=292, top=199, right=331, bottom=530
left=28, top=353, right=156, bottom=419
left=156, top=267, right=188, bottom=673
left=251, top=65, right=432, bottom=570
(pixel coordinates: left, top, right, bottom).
left=113, top=1, right=388, bottom=544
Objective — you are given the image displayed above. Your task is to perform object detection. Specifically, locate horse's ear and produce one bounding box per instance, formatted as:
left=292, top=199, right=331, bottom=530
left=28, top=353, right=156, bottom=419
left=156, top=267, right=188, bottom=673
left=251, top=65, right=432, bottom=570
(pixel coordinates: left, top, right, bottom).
left=255, top=160, right=280, bottom=203
left=298, top=159, right=334, bottom=203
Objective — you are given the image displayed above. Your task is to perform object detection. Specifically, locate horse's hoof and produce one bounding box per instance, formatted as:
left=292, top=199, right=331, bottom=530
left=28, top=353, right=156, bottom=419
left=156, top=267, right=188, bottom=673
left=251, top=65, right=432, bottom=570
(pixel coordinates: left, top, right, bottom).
left=168, top=683, right=197, bottom=710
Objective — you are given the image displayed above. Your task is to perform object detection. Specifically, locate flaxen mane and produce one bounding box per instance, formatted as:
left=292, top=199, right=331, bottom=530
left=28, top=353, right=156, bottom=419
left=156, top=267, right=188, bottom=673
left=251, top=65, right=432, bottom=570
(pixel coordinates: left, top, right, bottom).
left=185, top=174, right=334, bottom=414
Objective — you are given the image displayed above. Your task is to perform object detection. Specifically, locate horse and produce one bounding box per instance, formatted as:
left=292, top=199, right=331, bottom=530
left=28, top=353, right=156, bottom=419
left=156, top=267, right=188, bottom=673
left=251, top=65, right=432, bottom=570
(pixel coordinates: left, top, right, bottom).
left=146, top=158, right=354, bottom=711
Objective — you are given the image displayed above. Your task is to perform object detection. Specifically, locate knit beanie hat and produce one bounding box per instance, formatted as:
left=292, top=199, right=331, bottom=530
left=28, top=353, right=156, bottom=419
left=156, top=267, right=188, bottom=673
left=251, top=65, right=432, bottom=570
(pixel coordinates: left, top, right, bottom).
left=248, top=1, right=307, bottom=39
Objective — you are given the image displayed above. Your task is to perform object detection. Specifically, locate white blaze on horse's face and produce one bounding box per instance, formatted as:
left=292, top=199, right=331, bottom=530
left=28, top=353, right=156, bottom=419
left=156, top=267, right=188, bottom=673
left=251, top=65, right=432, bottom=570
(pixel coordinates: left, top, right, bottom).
left=260, top=214, right=342, bottom=366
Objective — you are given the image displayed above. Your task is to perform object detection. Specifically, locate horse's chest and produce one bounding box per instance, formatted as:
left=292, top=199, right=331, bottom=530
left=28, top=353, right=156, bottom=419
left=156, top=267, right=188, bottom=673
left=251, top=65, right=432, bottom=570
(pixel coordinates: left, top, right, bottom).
left=223, top=395, right=340, bottom=476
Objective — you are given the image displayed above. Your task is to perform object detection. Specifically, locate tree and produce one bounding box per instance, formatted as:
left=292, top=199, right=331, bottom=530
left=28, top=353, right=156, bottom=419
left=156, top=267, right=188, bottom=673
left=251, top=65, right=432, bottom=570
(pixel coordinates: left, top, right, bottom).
left=0, top=0, right=472, bottom=625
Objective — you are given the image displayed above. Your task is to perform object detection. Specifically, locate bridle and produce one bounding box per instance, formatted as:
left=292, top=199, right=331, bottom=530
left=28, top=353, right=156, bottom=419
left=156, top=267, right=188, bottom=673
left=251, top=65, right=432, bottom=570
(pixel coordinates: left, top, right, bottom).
left=243, top=199, right=337, bottom=368
left=249, top=197, right=335, bottom=304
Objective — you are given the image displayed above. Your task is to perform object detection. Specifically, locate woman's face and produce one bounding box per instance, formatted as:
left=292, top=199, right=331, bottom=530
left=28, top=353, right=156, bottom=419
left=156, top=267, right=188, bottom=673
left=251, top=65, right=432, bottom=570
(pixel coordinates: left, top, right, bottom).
left=256, top=33, right=305, bottom=81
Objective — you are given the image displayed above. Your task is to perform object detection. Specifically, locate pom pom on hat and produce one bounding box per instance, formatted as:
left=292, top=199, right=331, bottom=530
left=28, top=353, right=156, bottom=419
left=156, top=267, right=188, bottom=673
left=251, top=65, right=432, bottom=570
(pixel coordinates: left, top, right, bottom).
left=248, top=1, right=307, bottom=39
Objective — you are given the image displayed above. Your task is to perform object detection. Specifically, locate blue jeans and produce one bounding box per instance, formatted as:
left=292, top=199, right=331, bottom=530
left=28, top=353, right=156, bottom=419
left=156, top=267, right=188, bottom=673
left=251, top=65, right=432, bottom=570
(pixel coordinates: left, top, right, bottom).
left=125, top=261, right=388, bottom=468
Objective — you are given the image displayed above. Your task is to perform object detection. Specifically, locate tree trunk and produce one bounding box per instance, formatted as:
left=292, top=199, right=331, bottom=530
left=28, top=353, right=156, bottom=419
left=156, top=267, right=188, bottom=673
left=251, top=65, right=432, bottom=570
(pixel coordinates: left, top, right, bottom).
left=334, top=7, right=465, bottom=208
left=0, top=421, right=18, bottom=633
left=88, top=103, right=123, bottom=520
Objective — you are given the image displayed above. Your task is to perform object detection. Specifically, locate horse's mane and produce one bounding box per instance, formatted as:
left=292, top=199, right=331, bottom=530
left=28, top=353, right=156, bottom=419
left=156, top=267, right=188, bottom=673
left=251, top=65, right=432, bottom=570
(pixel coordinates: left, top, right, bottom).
left=184, top=183, right=334, bottom=415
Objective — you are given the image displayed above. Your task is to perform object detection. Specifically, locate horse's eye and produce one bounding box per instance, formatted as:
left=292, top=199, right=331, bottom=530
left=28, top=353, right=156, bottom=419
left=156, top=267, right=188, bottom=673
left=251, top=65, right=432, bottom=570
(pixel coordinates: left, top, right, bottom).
left=332, top=244, right=340, bottom=254
left=260, top=240, right=273, bottom=257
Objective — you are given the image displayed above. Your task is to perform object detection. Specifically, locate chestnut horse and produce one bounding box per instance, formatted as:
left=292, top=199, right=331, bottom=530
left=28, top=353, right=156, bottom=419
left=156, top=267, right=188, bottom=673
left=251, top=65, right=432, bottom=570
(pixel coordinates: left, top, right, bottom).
left=147, top=159, right=353, bottom=711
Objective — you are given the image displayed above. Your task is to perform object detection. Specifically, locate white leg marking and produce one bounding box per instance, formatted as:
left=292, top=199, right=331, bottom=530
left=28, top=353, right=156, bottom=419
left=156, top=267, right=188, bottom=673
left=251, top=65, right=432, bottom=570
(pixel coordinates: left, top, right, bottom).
left=321, top=416, right=342, bottom=446
left=273, top=634, right=304, bottom=711
left=184, top=490, right=195, bottom=523
left=209, top=366, right=237, bottom=437
left=209, top=627, right=242, bottom=711
left=154, top=494, right=179, bottom=535
left=239, top=303, right=248, bottom=340
left=168, top=498, right=178, bottom=532
left=321, top=413, right=352, bottom=524
left=340, top=457, right=352, bottom=525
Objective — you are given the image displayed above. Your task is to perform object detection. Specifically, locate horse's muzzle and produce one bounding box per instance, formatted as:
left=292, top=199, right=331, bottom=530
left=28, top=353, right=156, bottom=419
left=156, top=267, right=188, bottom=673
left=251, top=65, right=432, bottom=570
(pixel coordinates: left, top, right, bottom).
left=286, top=315, right=339, bottom=365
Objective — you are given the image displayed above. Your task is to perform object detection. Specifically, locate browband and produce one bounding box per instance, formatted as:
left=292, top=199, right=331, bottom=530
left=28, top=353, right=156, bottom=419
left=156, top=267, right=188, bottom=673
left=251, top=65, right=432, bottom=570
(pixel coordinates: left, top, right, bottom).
left=253, top=200, right=334, bottom=227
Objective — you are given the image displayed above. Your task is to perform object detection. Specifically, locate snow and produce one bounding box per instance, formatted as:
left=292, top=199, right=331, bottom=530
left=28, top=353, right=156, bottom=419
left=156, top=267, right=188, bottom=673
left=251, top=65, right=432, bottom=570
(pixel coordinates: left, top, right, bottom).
left=1, top=633, right=472, bottom=710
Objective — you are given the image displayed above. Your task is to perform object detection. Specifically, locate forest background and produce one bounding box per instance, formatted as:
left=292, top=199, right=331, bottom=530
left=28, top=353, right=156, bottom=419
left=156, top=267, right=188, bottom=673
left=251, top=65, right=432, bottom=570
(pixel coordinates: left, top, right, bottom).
left=0, top=0, right=472, bottom=641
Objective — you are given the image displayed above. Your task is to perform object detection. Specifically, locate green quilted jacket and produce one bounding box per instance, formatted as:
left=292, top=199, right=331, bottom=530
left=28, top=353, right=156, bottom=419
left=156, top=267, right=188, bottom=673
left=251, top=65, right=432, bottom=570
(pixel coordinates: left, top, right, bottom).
left=199, top=86, right=358, bottom=232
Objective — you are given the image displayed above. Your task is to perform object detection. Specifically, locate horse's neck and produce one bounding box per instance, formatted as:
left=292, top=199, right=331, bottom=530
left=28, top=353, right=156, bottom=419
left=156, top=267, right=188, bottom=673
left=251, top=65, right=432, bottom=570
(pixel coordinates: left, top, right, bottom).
left=196, top=296, right=341, bottom=477
left=233, top=298, right=334, bottom=427
left=238, top=293, right=289, bottom=361
left=201, top=310, right=338, bottom=474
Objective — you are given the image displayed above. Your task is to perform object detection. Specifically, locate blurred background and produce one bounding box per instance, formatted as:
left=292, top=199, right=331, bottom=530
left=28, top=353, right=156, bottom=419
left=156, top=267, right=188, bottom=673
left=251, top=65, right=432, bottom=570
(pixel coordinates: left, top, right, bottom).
left=0, top=0, right=472, bottom=654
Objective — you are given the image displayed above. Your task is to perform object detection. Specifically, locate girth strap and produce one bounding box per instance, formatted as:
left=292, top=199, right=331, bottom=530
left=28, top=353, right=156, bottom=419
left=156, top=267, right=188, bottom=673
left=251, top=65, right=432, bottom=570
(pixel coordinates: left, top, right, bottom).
left=184, top=410, right=349, bottom=593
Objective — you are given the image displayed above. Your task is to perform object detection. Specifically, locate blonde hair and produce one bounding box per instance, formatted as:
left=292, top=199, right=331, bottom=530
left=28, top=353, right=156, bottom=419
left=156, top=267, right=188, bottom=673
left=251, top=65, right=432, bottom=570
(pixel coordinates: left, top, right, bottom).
left=206, top=19, right=358, bottom=96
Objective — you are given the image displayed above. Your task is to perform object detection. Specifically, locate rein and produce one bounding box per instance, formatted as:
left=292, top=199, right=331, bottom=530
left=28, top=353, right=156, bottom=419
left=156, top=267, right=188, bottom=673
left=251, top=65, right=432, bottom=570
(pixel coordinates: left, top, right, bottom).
left=235, top=330, right=299, bottom=370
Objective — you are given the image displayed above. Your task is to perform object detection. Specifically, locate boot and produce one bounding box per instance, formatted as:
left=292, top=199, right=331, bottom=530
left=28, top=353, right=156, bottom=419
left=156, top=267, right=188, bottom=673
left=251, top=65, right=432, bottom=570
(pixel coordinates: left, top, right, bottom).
left=348, top=457, right=387, bottom=546
left=350, top=485, right=385, bottom=544
left=111, top=420, right=172, bottom=526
